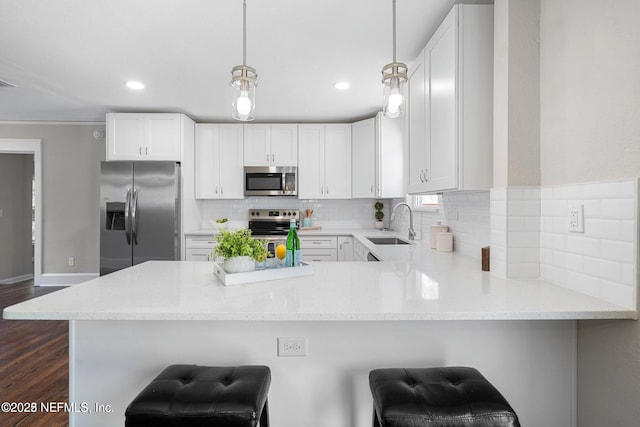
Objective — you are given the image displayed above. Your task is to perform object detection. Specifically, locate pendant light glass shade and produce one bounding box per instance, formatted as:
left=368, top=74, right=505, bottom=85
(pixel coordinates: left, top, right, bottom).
left=231, top=0, right=257, bottom=121
left=231, top=65, right=257, bottom=121
left=382, top=0, right=407, bottom=119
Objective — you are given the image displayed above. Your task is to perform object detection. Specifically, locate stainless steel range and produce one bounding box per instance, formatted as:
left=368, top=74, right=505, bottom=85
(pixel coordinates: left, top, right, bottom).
left=248, top=209, right=300, bottom=256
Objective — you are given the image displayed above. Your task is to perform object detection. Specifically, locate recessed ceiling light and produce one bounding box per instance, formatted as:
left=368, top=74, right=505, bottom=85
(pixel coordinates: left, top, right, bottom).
left=126, top=81, right=145, bottom=90
left=334, top=81, right=350, bottom=90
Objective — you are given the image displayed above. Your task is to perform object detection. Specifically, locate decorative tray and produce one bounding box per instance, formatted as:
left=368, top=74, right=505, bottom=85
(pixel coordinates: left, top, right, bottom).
left=213, top=261, right=314, bottom=286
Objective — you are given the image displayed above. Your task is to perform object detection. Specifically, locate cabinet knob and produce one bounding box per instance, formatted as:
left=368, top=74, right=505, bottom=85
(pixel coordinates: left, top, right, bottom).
left=145, top=147, right=148, bottom=155
left=272, top=154, right=275, bottom=162
left=139, top=147, right=142, bottom=155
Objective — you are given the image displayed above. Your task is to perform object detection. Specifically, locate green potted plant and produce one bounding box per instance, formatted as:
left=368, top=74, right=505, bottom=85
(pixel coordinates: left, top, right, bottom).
left=212, top=229, right=268, bottom=273
left=374, top=201, right=384, bottom=229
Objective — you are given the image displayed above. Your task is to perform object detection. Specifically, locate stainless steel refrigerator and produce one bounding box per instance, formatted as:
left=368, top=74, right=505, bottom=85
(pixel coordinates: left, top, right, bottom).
left=100, top=161, right=180, bottom=276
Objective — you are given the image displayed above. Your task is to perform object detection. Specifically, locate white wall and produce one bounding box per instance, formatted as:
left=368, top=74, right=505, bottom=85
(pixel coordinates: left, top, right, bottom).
left=0, top=154, right=33, bottom=282
left=72, top=319, right=577, bottom=427
left=0, top=123, right=105, bottom=282
left=539, top=0, right=640, bottom=424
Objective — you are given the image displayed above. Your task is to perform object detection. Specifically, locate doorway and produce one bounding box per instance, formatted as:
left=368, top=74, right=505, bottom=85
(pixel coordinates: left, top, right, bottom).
left=0, top=139, right=42, bottom=285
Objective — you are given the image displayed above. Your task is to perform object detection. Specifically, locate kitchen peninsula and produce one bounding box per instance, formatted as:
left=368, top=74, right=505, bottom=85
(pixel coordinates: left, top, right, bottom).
left=4, top=234, right=635, bottom=427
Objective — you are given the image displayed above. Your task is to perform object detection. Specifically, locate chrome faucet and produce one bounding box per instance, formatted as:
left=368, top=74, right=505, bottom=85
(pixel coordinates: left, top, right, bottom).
left=391, top=202, right=416, bottom=240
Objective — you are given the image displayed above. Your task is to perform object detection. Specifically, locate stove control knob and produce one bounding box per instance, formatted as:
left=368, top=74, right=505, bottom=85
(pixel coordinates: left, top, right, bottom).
left=292, top=212, right=297, bottom=216
left=255, top=211, right=260, bottom=216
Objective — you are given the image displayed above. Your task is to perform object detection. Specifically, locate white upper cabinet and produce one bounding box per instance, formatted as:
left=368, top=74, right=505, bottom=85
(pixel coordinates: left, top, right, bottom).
left=351, top=118, right=376, bottom=198
left=195, top=124, right=244, bottom=199
left=107, top=113, right=184, bottom=161
left=407, top=4, right=493, bottom=194
left=244, top=124, right=298, bottom=167
left=352, top=112, right=405, bottom=199
left=298, top=124, right=351, bottom=199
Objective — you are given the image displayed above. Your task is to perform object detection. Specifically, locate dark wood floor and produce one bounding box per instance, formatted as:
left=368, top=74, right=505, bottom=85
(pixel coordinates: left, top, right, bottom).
left=0, top=281, right=69, bottom=427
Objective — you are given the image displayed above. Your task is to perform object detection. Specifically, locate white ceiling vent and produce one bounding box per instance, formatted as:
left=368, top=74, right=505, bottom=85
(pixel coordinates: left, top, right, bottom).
left=0, top=79, right=16, bottom=88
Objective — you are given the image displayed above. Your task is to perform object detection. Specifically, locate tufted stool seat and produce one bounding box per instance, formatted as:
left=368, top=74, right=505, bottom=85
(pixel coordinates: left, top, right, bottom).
left=369, top=366, right=520, bottom=427
left=125, top=364, right=271, bottom=427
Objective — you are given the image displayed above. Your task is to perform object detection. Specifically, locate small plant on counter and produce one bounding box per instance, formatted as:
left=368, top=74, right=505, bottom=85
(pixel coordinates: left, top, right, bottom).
left=212, top=229, right=268, bottom=262
left=374, top=201, right=384, bottom=229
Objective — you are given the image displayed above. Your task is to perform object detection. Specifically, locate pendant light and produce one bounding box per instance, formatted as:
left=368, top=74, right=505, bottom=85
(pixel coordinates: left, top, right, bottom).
left=382, top=0, right=407, bottom=119
left=231, top=0, right=257, bottom=121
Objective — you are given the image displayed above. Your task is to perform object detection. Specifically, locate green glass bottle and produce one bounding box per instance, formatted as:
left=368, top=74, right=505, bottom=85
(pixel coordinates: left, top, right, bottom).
left=285, top=219, right=301, bottom=267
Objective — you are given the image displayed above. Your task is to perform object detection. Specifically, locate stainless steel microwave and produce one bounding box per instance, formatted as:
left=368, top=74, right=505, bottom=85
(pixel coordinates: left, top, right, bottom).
left=244, top=166, right=297, bottom=196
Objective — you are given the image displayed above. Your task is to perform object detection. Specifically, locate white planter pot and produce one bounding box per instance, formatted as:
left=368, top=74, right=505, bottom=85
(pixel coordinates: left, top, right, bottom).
left=375, top=220, right=384, bottom=229
left=223, top=256, right=256, bottom=274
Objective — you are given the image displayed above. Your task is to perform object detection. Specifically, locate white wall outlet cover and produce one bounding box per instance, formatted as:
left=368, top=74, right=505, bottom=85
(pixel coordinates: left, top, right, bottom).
left=277, top=337, right=308, bottom=357
left=568, top=204, right=584, bottom=233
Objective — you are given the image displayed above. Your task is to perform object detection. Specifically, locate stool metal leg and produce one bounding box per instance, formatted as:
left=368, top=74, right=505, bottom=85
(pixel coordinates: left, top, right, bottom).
left=259, top=399, right=269, bottom=427
left=372, top=407, right=382, bottom=427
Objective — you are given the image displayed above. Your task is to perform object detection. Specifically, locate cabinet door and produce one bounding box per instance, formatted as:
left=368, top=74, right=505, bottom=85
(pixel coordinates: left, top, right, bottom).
left=323, top=124, right=351, bottom=199
left=298, top=125, right=325, bottom=199
left=337, top=236, right=354, bottom=261
left=145, top=114, right=181, bottom=160
left=195, top=124, right=220, bottom=199
left=218, top=125, right=245, bottom=199
left=377, top=112, right=405, bottom=198
left=425, top=8, right=457, bottom=192
left=407, top=48, right=427, bottom=194
left=106, top=113, right=144, bottom=160
left=351, top=118, right=376, bottom=198
left=243, top=124, right=270, bottom=166
left=270, top=124, right=298, bottom=166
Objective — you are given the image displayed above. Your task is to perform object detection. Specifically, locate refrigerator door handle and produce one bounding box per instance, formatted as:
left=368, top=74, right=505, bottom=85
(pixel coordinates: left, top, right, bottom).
left=124, top=188, right=132, bottom=245
left=132, top=188, right=139, bottom=245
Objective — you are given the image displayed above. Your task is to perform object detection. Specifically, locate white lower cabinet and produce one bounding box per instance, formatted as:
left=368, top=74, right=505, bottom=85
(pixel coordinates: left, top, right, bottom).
left=337, top=236, right=354, bottom=261
left=185, top=235, right=217, bottom=261
left=300, top=236, right=338, bottom=262
left=352, top=237, right=368, bottom=262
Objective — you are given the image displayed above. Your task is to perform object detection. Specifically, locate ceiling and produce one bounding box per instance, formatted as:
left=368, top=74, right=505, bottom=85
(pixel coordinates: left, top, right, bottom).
left=0, top=0, right=480, bottom=123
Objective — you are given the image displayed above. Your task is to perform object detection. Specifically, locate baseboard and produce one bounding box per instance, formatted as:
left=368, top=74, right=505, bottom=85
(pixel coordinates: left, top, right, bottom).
left=0, top=274, right=34, bottom=285
left=39, top=273, right=99, bottom=286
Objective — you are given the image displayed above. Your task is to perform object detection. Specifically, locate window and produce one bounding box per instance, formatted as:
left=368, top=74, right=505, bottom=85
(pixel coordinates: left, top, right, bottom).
left=410, top=194, right=439, bottom=211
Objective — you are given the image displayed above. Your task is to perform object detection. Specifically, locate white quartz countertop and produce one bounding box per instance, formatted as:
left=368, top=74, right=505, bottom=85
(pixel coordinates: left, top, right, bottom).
left=4, top=232, right=636, bottom=321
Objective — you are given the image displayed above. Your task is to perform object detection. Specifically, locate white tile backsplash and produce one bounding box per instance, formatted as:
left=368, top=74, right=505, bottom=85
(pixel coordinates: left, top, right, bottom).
left=195, top=197, right=391, bottom=231
left=538, top=179, right=638, bottom=308
left=491, top=178, right=638, bottom=309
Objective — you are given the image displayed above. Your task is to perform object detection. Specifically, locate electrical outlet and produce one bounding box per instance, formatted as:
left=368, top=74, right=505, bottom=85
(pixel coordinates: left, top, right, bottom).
left=68, top=257, right=75, bottom=267
left=568, top=204, right=584, bottom=233
left=277, top=337, right=307, bottom=357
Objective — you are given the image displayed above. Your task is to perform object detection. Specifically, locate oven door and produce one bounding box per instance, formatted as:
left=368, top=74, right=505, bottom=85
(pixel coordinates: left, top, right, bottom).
left=244, top=167, right=297, bottom=196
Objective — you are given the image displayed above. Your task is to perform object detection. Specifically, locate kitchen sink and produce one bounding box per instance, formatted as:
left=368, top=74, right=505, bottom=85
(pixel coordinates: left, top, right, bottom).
left=366, top=237, right=411, bottom=245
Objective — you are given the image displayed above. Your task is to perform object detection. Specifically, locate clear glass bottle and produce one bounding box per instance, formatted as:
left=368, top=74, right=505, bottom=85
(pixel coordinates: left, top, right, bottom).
left=285, top=219, right=301, bottom=267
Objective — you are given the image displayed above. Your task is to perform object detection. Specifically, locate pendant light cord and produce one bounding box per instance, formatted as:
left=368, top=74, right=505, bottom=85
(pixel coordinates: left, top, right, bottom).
left=392, top=0, right=397, bottom=63
left=243, top=0, right=247, bottom=66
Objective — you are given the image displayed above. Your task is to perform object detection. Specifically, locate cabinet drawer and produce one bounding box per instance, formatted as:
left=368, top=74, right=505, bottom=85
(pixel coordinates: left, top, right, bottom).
left=185, top=249, right=214, bottom=262
left=185, top=235, right=217, bottom=249
left=299, top=237, right=337, bottom=249
left=301, top=249, right=337, bottom=262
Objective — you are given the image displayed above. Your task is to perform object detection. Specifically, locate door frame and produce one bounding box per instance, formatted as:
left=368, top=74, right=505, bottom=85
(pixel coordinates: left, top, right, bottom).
left=0, top=139, right=42, bottom=285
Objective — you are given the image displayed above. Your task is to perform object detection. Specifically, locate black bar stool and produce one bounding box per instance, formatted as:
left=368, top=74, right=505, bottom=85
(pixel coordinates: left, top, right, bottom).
left=369, top=366, right=520, bottom=427
left=125, top=364, right=270, bottom=427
